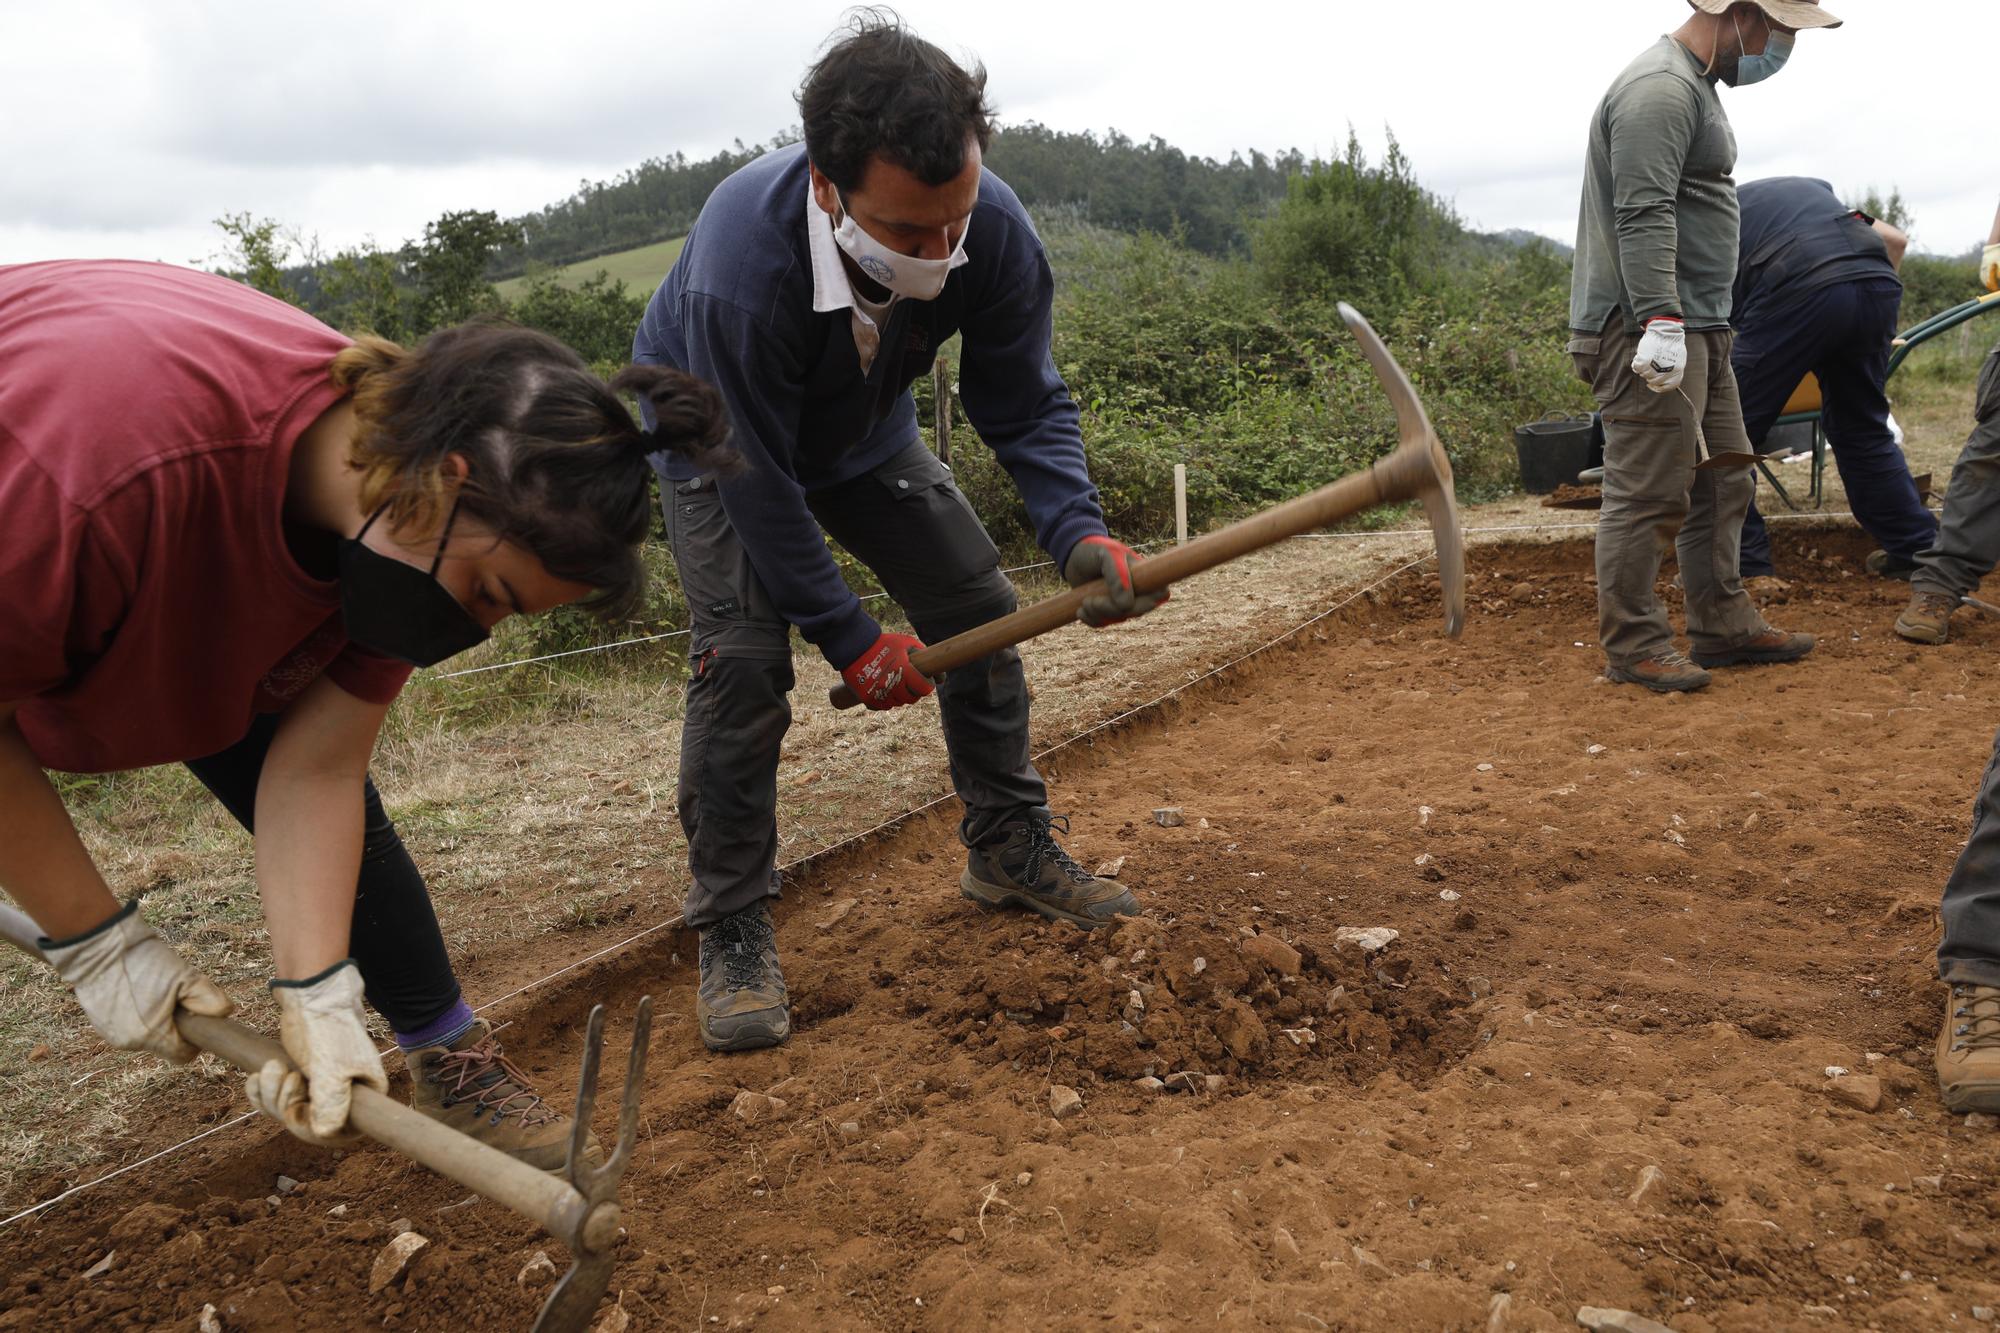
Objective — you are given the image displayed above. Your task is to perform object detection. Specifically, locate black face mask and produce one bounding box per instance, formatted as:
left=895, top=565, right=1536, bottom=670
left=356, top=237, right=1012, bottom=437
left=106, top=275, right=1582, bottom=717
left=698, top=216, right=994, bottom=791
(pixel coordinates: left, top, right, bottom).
left=337, top=500, right=491, bottom=667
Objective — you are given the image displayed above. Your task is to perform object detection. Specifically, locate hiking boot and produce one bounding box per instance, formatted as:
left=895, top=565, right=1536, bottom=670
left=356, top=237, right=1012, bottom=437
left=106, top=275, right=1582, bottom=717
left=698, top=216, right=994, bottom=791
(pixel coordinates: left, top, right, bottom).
left=696, top=900, right=789, bottom=1052
left=1937, top=983, right=2000, bottom=1113
left=1604, top=649, right=1711, bottom=693
left=963, top=812, right=1139, bottom=929
left=407, top=1019, right=597, bottom=1171
left=1865, top=549, right=1919, bottom=581
left=1691, top=626, right=1815, bottom=668
left=1895, top=589, right=1958, bottom=645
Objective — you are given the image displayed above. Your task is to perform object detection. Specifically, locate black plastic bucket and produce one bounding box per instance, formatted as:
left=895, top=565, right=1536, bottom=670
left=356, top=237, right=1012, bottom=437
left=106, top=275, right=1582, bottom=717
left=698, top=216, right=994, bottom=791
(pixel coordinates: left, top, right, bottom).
left=1514, top=412, right=1597, bottom=493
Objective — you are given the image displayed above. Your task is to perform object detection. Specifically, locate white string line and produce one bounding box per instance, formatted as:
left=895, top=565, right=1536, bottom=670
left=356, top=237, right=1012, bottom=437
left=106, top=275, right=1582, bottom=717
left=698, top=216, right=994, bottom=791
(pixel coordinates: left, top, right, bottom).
left=429, top=509, right=1868, bottom=681
left=0, top=543, right=1438, bottom=1232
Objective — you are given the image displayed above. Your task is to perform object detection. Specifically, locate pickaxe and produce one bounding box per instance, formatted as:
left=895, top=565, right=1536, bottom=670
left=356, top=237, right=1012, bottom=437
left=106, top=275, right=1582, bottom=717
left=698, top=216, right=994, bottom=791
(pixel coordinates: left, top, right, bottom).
left=829, top=302, right=1466, bottom=709
left=0, top=903, right=646, bottom=1333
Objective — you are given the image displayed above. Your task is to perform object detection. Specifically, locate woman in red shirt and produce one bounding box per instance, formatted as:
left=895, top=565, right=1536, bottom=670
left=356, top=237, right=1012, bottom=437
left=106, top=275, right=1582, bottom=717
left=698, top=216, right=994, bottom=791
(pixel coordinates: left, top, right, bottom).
left=0, top=260, right=728, bottom=1162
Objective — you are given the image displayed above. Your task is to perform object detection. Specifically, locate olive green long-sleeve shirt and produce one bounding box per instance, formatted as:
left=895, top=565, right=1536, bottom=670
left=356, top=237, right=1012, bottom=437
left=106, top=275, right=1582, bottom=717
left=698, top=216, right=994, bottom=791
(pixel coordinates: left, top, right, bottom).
left=1569, top=36, right=1739, bottom=335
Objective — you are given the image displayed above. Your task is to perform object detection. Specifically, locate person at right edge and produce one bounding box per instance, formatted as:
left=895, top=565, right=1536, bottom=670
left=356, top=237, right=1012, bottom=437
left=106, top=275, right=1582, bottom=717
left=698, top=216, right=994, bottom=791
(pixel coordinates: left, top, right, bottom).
left=1919, top=201, right=2000, bottom=1118
left=631, top=12, right=1163, bottom=1053
left=1892, top=196, right=2000, bottom=646
left=1567, top=0, right=1833, bottom=692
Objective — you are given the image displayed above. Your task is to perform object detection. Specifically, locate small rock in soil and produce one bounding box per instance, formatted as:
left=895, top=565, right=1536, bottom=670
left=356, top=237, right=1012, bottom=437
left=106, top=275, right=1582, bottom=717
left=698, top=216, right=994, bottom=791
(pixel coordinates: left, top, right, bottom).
left=1352, top=1245, right=1393, bottom=1281
left=838, top=1121, right=862, bottom=1139
left=1575, top=1307, right=1676, bottom=1333
left=946, top=1227, right=966, bottom=1245
left=26, top=1043, right=51, bottom=1062
left=1049, top=1085, right=1083, bottom=1119
left=592, top=1305, right=631, bottom=1333
left=274, top=1175, right=300, bottom=1194
left=1487, top=1293, right=1513, bottom=1331
left=1973, top=1306, right=1996, bottom=1323
left=1628, top=1164, right=1665, bottom=1206
left=1163, top=1071, right=1204, bottom=1093
left=1272, top=1225, right=1301, bottom=1258
left=1094, top=855, right=1127, bottom=878
left=1016, top=1171, right=1033, bottom=1187
left=198, top=1304, right=222, bottom=1333
left=1334, top=926, right=1400, bottom=954
left=388, top=1216, right=412, bottom=1234
left=1967, top=1112, right=1999, bottom=1130
left=517, top=1250, right=558, bottom=1290
left=81, top=1249, right=116, bottom=1279
left=369, top=1232, right=429, bottom=1294
left=817, top=899, right=857, bottom=931
left=1151, top=808, right=1185, bottom=828
left=730, top=1090, right=787, bottom=1124
left=1950, top=1229, right=1991, bottom=1259
left=1135, top=1076, right=1165, bottom=1091
left=1239, top=933, right=1301, bottom=978
left=1825, top=1074, right=1883, bottom=1112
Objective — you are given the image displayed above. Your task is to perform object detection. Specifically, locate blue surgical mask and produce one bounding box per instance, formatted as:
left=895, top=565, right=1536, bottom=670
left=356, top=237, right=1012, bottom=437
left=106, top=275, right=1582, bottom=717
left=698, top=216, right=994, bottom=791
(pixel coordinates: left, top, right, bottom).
left=1728, top=14, right=1794, bottom=86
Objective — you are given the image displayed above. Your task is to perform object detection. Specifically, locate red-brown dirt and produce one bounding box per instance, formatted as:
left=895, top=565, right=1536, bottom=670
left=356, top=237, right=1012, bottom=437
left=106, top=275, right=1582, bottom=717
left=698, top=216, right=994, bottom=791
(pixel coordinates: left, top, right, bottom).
left=6, top=529, right=2000, bottom=1333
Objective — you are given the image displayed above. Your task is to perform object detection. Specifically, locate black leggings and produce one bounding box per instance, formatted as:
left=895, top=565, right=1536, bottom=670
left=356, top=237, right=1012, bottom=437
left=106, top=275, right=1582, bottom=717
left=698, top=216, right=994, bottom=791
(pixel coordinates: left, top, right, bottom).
left=183, top=713, right=461, bottom=1032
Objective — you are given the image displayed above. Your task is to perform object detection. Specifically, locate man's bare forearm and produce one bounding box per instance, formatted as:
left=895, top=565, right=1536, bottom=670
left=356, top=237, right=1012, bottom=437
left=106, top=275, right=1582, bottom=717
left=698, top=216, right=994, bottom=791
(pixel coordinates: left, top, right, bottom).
left=0, top=705, right=122, bottom=939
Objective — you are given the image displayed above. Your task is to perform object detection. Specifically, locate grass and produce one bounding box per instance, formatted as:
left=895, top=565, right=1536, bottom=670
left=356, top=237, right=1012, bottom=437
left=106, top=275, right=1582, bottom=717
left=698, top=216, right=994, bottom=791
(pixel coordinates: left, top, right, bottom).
left=494, top=235, right=686, bottom=302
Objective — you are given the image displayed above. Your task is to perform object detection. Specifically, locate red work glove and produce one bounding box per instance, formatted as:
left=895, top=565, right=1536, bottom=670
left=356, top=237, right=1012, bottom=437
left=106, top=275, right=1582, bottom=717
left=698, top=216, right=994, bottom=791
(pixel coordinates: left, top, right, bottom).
left=1063, top=535, right=1170, bottom=627
left=841, top=631, right=934, bottom=710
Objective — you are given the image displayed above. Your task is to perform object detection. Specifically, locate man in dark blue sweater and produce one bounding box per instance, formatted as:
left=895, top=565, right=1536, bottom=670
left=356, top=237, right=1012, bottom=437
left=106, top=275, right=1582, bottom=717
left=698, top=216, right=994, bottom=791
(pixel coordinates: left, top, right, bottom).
left=633, top=15, right=1161, bottom=1051
left=1727, top=176, right=1932, bottom=579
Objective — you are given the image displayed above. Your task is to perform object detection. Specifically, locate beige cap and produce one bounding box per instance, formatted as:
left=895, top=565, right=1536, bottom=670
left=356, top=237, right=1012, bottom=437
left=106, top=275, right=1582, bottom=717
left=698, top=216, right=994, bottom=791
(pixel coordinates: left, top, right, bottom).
left=1688, top=0, right=1841, bottom=29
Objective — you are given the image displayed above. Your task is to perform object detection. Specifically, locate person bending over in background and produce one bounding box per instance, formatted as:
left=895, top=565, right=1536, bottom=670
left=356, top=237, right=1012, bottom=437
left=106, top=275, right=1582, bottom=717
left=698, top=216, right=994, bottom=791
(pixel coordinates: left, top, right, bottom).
left=0, top=260, right=727, bottom=1161
left=632, top=12, right=1163, bottom=1053
left=1892, top=198, right=2000, bottom=645
left=1729, top=177, right=1934, bottom=580
left=1567, top=0, right=1833, bottom=693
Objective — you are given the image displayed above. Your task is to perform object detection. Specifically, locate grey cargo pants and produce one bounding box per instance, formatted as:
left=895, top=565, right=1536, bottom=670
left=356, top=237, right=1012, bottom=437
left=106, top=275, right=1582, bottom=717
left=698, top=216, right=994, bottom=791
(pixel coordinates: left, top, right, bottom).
left=663, top=441, right=1048, bottom=929
left=1940, top=722, right=2000, bottom=987
left=1570, top=319, right=1766, bottom=666
left=1910, top=342, right=2000, bottom=600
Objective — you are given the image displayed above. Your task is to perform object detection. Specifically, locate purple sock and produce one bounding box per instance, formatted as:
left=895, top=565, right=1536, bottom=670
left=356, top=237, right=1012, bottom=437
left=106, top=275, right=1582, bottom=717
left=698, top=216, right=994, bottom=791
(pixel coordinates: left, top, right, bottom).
left=393, top=999, right=477, bottom=1051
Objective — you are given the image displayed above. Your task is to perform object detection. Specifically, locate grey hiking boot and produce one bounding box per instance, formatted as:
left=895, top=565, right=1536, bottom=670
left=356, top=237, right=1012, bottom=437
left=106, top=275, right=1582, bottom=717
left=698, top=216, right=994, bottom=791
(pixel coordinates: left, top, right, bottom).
left=1691, top=626, right=1815, bottom=668
left=407, top=1019, right=598, bottom=1172
left=1937, top=984, right=2000, bottom=1113
left=1605, top=649, right=1711, bottom=693
left=962, top=812, right=1139, bottom=929
left=696, top=900, right=789, bottom=1052
left=1896, top=589, right=1958, bottom=645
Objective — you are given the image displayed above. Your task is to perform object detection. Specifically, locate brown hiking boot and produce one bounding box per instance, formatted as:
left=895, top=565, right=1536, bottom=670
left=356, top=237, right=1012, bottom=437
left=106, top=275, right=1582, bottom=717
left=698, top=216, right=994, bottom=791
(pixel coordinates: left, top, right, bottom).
left=1605, top=649, right=1711, bottom=693
left=963, top=811, right=1139, bottom=929
left=1691, top=626, right=1815, bottom=668
left=407, top=1019, right=598, bottom=1171
left=696, top=900, right=790, bottom=1052
left=1896, top=589, right=1958, bottom=645
left=1937, top=984, right=2000, bottom=1113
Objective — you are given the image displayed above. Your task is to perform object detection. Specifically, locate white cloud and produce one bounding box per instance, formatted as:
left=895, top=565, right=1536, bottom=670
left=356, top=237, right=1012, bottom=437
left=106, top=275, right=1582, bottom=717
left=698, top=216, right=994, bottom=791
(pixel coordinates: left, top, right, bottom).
left=0, top=0, right=1988, bottom=267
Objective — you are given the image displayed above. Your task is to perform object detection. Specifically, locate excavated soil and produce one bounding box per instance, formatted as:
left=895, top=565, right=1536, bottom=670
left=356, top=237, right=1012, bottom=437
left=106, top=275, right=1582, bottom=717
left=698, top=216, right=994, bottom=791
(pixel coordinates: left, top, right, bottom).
left=8, top=529, right=2000, bottom=1333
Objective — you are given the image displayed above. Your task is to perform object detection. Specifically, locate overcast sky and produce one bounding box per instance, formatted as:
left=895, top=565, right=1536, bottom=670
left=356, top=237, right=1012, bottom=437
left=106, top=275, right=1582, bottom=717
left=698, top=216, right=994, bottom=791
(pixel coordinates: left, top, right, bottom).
left=1, top=0, right=1988, bottom=271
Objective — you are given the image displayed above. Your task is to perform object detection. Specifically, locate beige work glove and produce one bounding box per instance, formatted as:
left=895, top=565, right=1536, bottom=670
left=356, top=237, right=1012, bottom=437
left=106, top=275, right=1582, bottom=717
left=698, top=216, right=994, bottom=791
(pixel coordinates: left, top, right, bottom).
left=1982, top=242, right=1999, bottom=294
left=42, top=900, right=234, bottom=1063
left=245, top=960, right=387, bottom=1146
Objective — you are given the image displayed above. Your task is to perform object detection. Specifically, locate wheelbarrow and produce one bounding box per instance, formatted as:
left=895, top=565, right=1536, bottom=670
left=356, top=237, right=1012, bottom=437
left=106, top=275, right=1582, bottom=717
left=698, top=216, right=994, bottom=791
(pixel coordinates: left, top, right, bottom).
left=0, top=902, right=648, bottom=1333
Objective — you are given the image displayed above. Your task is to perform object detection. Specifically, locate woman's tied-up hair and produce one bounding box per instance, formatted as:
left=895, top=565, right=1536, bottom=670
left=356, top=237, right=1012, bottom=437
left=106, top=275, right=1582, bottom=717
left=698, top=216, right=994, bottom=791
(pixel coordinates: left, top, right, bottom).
left=798, top=7, right=996, bottom=195
left=329, top=321, right=735, bottom=619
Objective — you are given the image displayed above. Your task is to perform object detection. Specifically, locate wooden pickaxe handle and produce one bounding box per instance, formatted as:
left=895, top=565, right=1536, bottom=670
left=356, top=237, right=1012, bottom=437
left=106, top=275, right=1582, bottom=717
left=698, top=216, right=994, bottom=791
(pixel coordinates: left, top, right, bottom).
left=828, top=305, right=1464, bottom=710
left=829, top=438, right=1454, bottom=709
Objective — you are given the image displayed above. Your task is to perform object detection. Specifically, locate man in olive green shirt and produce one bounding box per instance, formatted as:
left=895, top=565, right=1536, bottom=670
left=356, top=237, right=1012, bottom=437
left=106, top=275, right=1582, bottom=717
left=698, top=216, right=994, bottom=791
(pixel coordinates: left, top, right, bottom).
left=1568, top=0, right=1839, bottom=692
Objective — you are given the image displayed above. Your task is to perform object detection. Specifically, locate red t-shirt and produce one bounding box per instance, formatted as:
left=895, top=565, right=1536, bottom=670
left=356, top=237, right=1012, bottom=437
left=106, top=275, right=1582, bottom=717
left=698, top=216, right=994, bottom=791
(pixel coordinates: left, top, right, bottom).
left=0, top=260, right=412, bottom=773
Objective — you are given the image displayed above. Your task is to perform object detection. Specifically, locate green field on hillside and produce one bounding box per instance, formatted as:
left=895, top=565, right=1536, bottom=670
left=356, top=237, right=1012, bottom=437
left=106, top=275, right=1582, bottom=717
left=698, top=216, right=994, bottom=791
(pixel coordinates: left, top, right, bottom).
left=494, top=234, right=685, bottom=301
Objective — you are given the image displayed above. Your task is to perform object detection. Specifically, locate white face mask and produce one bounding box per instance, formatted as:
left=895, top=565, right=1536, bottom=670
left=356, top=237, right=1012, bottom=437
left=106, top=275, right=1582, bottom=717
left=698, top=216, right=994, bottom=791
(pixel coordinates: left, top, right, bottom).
left=831, top=199, right=968, bottom=302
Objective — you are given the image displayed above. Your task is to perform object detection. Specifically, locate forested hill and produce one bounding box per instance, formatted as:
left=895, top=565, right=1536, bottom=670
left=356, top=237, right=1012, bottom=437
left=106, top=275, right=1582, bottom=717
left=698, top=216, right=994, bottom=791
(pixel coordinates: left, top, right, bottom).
left=490, top=123, right=1312, bottom=278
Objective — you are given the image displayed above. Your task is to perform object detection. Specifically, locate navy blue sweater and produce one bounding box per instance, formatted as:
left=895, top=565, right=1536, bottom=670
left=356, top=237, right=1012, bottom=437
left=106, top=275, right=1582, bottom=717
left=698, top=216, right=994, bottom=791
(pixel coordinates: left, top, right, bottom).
left=633, top=143, right=1106, bottom=668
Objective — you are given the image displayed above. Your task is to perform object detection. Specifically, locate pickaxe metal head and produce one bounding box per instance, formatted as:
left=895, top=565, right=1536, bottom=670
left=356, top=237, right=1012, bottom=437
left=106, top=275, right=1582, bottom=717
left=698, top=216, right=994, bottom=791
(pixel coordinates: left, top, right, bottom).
left=1338, top=303, right=1466, bottom=637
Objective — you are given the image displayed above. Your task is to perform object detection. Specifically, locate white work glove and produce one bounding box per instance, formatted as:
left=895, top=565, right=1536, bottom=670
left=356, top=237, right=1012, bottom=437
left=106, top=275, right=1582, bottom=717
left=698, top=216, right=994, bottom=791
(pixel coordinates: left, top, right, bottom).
left=1982, top=242, right=1999, bottom=294
left=42, top=900, right=234, bottom=1063
left=1631, top=318, right=1688, bottom=394
left=245, top=960, right=387, bottom=1147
